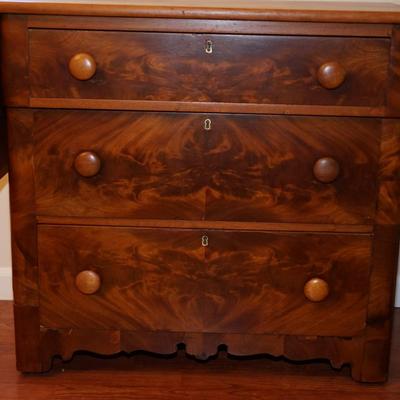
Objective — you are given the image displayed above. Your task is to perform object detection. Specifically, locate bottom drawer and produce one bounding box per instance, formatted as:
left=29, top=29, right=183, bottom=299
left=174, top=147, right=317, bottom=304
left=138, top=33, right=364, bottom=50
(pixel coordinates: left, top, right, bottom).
left=38, top=225, right=372, bottom=336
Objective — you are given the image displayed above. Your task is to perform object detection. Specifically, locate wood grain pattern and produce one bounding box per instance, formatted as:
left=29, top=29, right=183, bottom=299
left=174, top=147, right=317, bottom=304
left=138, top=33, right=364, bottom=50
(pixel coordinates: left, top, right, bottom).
left=2, top=301, right=400, bottom=396
left=33, top=110, right=205, bottom=220
left=204, top=114, right=379, bottom=224
left=36, top=216, right=374, bottom=233
left=6, top=110, right=45, bottom=372
left=13, top=305, right=48, bottom=372
left=37, top=327, right=369, bottom=377
left=29, top=30, right=390, bottom=108
left=28, top=98, right=387, bottom=117
left=356, top=108, right=400, bottom=380
left=376, top=120, right=400, bottom=225
left=356, top=225, right=400, bottom=382
left=26, top=16, right=394, bottom=37
left=386, top=26, right=400, bottom=116
left=38, top=225, right=372, bottom=337
left=0, top=15, right=29, bottom=107
left=2, top=1, right=400, bottom=23
left=2, top=5, right=400, bottom=382
left=7, top=110, right=37, bottom=306
left=32, top=110, right=380, bottom=225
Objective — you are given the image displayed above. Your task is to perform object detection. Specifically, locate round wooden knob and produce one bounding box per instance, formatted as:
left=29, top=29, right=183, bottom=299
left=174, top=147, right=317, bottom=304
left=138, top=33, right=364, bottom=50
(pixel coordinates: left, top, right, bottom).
left=75, top=270, right=101, bottom=295
left=69, top=53, right=97, bottom=81
left=317, top=62, right=346, bottom=89
left=304, top=278, right=329, bottom=302
left=313, top=157, right=340, bottom=183
left=74, top=151, right=101, bottom=177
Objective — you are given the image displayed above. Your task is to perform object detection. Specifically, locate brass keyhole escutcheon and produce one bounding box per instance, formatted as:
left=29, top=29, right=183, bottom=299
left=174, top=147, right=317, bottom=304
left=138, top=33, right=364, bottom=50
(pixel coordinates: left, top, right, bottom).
left=205, top=40, right=213, bottom=54
left=201, top=235, right=209, bottom=247
left=204, top=119, right=212, bottom=131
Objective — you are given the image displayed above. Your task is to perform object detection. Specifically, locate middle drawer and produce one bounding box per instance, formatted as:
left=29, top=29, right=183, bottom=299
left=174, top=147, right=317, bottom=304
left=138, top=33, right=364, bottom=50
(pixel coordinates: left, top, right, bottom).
left=32, top=110, right=379, bottom=224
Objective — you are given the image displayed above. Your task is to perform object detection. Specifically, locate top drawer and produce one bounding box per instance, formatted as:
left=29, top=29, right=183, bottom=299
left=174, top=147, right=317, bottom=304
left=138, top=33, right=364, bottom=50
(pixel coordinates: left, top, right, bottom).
left=29, top=30, right=390, bottom=107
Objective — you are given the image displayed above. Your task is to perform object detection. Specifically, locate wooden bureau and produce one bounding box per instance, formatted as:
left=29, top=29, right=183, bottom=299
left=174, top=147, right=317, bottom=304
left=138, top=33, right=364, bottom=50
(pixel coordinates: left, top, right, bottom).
left=1, top=0, right=400, bottom=382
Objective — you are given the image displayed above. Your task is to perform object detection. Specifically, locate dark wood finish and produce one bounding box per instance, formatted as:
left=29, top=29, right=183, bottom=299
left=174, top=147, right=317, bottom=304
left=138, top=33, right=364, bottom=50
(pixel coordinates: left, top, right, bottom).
left=357, top=225, right=400, bottom=382
left=1, top=301, right=400, bottom=399
left=32, top=110, right=379, bottom=225
left=2, top=1, right=400, bottom=23
left=29, top=30, right=390, bottom=108
left=317, top=62, right=347, bottom=90
left=313, top=157, right=340, bottom=183
left=355, top=118, right=400, bottom=382
left=38, top=224, right=372, bottom=336
left=204, top=114, right=379, bottom=224
left=377, top=120, right=400, bottom=225
left=33, top=110, right=205, bottom=221
left=387, top=26, right=400, bottom=116
left=7, top=110, right=37, bottom=307
left=0, top=15, right=29, bottom=106
left=6, top=110, right=45, bottom=372
left=74, top=151, right=101, bottom=177
left=36, top=216, right=374, bottom=233
left=28, top=98, right=387, bottom=117
left=27, top=16, right=394, bottom=37
left=2, top=1, right=400, bottom=383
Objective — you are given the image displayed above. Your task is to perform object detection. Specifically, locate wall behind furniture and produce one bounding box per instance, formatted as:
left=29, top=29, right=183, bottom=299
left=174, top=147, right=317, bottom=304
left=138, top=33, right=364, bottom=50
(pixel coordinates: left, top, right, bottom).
left=0, top=175, right=12, bottom=299
left=0, top=0, right=399, bottom=304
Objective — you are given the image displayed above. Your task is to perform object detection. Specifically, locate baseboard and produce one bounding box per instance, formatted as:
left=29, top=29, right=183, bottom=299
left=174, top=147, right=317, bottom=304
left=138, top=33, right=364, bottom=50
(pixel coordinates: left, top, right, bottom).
left=0, top=268, right=12, bottom=300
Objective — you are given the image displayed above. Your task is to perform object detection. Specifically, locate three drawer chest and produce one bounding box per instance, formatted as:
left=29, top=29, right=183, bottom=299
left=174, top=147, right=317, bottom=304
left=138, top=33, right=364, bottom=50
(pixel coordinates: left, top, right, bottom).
left=1, top=0, right=400, bottom=382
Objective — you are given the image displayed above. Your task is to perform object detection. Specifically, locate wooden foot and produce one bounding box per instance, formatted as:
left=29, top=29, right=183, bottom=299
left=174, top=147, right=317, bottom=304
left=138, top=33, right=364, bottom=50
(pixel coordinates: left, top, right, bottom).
left=13, top=305, right=53, bottom=373
left=351, top=339, right=390, bottom=383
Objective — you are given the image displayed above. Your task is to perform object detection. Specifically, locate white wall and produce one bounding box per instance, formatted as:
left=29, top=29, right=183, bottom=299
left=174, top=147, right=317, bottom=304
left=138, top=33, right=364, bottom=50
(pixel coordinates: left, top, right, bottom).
left=0, top=175, right=12, bottom=299
left=0, top=0, right=400, bottom=305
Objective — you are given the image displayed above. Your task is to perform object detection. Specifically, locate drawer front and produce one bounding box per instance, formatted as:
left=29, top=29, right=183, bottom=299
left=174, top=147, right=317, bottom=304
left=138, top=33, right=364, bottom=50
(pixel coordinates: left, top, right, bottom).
left=29, top=30, right=389, bottom=107
left=38, top=225, right=371, bottom=336
left=33, top=111, right=379, bottom=224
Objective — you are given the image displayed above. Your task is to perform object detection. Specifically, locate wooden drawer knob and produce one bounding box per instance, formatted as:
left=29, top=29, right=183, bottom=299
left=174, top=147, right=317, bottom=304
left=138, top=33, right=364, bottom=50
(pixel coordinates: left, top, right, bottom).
left=74, top=151, right=101, bottom=177
left=317, top=62, right=346, bottom=89
left=75, top=270, right=101, bottom=295
left=304, top=278, right=329, bottom=302
left=69, top=53, right=97, bottom=81
left=313, top=157, right=340, bottom=183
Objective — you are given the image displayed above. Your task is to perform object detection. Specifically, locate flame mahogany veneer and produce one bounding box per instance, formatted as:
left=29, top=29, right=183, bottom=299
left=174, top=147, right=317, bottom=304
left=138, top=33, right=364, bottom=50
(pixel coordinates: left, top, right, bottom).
left=2, top=1, right=400, bottom=382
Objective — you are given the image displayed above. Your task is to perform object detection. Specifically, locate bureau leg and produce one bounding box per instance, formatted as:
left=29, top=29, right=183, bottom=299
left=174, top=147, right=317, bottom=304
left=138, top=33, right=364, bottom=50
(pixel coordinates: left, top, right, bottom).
left=14, top=305, right=52, bottom=373
left=348, top=248, right=397, bottom=382
left=350, top=338, right=391, bottom=383
left=350, top=223, right=399, bottom=383
left=7, top=110, right=52, bottom=373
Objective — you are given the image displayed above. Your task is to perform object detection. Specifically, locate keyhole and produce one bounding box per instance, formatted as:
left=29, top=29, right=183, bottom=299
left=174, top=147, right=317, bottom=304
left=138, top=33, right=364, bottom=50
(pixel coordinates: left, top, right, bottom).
left=205, top=40, right=213, bottom=54
left=201, top=235, right=209, bottom=247
left=204, top=119, right=212, bottom=131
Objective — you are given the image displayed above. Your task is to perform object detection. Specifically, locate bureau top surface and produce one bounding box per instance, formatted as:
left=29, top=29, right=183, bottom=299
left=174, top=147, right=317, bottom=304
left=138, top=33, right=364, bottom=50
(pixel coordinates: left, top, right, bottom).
left=1, top=0, right=400, bottom=23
